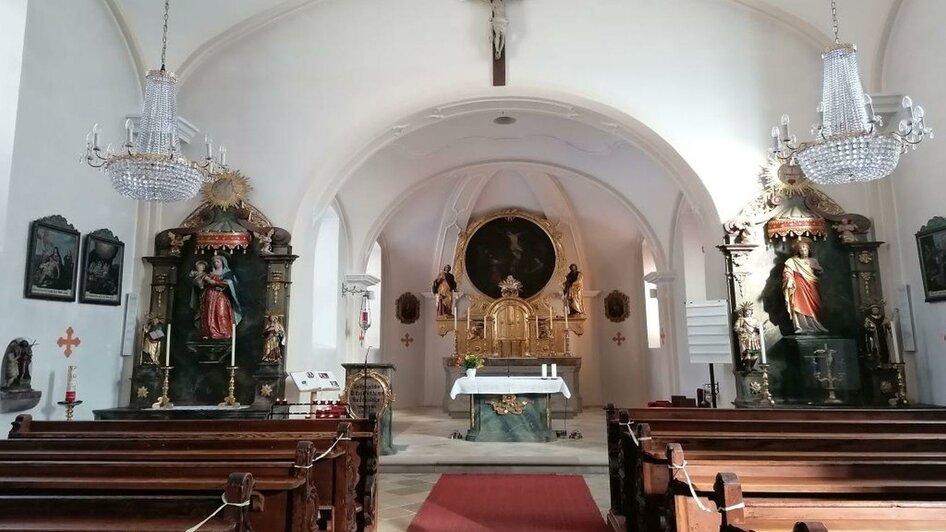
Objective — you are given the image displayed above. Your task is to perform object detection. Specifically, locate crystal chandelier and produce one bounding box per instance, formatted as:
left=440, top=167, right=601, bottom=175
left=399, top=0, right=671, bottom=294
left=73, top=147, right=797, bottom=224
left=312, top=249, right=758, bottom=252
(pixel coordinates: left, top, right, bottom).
left=84, top=0, right=226, bottom=202
left=771, top=0, right=932, bottom=185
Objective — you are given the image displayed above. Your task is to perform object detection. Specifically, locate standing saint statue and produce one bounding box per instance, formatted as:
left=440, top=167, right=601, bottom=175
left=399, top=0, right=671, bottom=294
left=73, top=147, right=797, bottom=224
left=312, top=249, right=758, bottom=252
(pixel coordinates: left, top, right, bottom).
left=563, top=263, right=585, bottom=316
left=192, top=255, right=243, bottom=340
left=782, top=238, right=829, bottom=334
left=262, top=315, right=286, bottom=363
left=732, top=303, right=761, bottom=368
left=140, top=317, right=163, bottom=365
left=432, top=265, right=457, bottom=317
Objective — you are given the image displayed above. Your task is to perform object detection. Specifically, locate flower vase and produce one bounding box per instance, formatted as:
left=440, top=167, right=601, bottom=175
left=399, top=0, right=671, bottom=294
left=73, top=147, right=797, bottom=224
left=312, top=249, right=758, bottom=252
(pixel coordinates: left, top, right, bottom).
left=465, top=368, right=476, bottom=379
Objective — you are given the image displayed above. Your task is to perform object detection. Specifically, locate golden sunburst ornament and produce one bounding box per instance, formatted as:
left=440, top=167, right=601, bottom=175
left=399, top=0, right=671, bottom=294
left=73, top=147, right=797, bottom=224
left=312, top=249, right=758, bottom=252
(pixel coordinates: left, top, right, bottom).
left=775, top=163, right=814, bottom=197
left=136, top=386, right=150, bottom=399
left=201, top=170, right=252, bottom=209
left=260, top=384, right=273, bottom=398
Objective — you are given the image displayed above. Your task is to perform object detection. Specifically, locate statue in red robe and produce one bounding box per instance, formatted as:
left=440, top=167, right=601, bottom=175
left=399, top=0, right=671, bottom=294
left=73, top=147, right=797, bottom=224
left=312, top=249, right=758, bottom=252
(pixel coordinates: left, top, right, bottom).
left=782, top=238, right=829, bottom=334
left=192, top=255, right=242, bottom=340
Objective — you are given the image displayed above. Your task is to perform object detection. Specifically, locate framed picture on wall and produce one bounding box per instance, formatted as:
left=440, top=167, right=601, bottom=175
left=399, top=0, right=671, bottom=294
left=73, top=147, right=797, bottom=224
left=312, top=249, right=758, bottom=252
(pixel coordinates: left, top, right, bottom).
left=916, top=217, right=946, bottom=302
left=79, top=229, right=125, bottom=305
left=24, top=215, right=80, bottom=302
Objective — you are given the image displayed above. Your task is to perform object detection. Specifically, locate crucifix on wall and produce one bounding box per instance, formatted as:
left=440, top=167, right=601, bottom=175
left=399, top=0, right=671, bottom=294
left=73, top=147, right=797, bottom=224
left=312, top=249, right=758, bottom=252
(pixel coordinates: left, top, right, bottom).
left=481, top=0, right=509, bottom=85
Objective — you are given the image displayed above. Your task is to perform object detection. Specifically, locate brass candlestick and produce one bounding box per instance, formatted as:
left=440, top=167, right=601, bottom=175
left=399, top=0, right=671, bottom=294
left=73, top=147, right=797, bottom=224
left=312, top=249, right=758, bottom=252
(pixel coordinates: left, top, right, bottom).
left=218, top=366, right=240, bottom=407
left=57, top=400, right=83, bottom=421
left=759, top=363, right=775, bottom=406
left=894, top=362, right=909, bottom=406
left=152, top=365, right=174, bottom=409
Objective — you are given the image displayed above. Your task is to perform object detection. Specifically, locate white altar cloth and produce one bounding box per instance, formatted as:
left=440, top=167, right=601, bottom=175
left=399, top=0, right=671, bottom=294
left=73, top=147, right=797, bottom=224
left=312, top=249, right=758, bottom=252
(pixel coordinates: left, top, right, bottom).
left=449, top=376, right=571, bottom=400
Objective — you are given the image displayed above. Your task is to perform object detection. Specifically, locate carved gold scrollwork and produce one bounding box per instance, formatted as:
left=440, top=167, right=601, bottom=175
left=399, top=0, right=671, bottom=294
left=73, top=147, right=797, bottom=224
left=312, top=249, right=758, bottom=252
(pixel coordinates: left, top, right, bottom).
left=487, top=394, right=528, bottom=415
left=857, top=251, right=874, bottom=264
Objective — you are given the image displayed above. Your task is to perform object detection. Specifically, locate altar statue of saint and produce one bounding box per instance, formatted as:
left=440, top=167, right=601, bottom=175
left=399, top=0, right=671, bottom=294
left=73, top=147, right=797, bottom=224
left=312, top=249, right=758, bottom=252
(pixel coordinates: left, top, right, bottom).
left=193, top=255, right=242, bottom=340
left=782, top=238, right=829, bottom=334
left=432, top=265, right=457, bottom=317
left=140, top=317, right=163, bottom=365
left=732, top=303, right=761, bottom=368
left=262, top=315, right=285, bottom=363
left=863, top=304, right=891, bottom=365
left=563, top=263, right=584, bottom=316
left=2, top=339, right=34, bottom=389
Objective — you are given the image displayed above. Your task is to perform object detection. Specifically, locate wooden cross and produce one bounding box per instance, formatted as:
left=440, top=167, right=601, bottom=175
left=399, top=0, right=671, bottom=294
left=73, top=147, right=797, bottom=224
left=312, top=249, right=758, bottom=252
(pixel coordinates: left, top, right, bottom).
left=57, top=326, right=81, bottom=357
left=612, top=332, right=626, bottom=346
left=401, top=333, right=414, bottom=347
left=482, top=0, right=508, bottom=86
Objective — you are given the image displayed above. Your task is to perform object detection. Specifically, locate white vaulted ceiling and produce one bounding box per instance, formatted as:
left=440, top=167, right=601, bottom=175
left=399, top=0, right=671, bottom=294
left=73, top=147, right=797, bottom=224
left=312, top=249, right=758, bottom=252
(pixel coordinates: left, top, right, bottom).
left=109, top=0, right=900, bottom=90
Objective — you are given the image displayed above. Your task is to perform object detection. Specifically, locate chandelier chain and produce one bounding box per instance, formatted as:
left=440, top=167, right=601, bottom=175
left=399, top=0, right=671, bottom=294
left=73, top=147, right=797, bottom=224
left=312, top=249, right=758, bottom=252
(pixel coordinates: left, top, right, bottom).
left=831, top=0, right=840, bottom=44
left=160, top=0, right=170, bottom=72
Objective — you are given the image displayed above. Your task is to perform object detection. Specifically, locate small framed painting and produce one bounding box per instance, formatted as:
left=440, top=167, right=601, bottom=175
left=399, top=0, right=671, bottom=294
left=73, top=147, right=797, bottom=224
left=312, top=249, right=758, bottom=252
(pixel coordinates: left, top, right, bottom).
left=916, top=217, right=946, bottom=303
left=79, top=229, right=125, bottom=305
left=24, top=216, right=80, bottom=302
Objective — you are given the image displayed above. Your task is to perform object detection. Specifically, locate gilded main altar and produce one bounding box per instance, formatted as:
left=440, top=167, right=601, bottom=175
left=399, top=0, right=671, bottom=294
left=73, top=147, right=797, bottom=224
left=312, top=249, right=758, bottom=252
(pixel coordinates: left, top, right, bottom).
left=437, top=208, right=584, bottom=358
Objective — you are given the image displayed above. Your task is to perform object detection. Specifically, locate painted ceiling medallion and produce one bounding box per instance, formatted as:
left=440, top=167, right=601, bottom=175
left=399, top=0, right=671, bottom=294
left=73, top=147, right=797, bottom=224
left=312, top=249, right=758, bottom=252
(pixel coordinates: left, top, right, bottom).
left=201, top=170, right=252, bottom=210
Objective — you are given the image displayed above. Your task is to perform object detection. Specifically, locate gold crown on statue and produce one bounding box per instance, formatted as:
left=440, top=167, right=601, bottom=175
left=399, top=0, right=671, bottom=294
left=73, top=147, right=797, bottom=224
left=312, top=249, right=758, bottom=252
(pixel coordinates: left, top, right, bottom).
left=498, top=275, right=523, bottom=297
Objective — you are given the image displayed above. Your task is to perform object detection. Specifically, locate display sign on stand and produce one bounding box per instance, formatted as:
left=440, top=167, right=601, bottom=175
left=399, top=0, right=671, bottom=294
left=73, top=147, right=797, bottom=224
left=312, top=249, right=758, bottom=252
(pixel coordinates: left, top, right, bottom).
left=289, top=370, right=342, bottom=418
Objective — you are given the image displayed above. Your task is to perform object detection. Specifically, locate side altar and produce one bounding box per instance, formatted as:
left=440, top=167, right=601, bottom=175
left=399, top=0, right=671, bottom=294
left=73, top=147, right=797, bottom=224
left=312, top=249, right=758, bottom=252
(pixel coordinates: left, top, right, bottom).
left=96, top=172, right=297, bottom=420
left=719, top=163, right=907, bottom=408
left=434, top=209, right=587, bottom=418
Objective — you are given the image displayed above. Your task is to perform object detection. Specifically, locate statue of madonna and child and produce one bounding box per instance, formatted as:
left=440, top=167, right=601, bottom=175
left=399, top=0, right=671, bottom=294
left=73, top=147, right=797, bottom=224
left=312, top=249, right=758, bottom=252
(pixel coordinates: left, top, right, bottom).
left=190, top=255, right=243, bottom=340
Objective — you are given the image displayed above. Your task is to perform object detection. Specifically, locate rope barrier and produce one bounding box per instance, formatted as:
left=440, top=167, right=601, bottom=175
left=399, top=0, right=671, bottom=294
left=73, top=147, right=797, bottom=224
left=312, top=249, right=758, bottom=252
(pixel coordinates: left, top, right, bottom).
left=620, top=421, right=652, bottom=447
left=668, top=460, right=744, bottom=514
left=293, top=433, right=351, bottom=470
left=185, top=492, right=251, bottom=532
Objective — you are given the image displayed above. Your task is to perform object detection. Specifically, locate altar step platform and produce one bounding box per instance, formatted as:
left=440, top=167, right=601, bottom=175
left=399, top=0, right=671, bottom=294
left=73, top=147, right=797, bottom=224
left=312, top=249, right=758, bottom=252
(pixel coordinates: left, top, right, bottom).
left=380, top=406, right=607, bottom=475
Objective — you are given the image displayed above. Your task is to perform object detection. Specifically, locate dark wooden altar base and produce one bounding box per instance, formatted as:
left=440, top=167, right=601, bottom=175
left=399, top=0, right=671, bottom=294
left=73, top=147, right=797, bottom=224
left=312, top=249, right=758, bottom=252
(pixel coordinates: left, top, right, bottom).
left=94, top=406, right=271, bottom=420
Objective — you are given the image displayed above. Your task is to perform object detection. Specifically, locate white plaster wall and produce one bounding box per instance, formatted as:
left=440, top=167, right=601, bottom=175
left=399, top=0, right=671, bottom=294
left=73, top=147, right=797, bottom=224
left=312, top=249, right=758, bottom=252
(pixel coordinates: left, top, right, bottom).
left=0, top=0, right=28, bottom=255
left=0, top=0, right=141, bottom=425
left=883, top=0, right=946, bottom=405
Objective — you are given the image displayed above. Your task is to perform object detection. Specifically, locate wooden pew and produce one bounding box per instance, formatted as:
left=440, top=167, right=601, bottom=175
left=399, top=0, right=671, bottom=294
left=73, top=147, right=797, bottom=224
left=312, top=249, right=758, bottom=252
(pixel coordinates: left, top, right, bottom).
left=714, top=472, right=946, bottom=532
left=604, top=405, right=946, bottom=531
left=0, top=471, right=255, bottom=531
left=8, top=415, right=379, bottom=531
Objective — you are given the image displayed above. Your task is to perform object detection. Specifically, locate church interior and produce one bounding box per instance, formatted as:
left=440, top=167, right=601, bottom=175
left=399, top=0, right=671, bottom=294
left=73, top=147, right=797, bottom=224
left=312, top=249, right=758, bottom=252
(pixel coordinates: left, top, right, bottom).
left=1, top=0, right=946, bottom=530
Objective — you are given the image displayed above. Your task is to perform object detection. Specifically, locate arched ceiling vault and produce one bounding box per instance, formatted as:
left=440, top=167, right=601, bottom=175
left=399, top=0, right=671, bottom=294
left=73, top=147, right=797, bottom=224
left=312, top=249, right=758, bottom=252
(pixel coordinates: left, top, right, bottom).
left=103, top=0, right=902, bottom=94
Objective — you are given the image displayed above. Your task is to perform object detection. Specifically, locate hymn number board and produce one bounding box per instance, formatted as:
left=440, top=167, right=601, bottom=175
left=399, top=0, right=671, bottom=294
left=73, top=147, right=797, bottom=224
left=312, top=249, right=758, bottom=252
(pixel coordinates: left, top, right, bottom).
left=341, top=370, right=393, bottom=419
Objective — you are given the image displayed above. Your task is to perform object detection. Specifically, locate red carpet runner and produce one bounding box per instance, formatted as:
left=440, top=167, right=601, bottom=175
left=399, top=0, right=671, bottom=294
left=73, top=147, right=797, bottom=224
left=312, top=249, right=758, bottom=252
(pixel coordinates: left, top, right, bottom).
left=407, top=474, right=609, bottom=532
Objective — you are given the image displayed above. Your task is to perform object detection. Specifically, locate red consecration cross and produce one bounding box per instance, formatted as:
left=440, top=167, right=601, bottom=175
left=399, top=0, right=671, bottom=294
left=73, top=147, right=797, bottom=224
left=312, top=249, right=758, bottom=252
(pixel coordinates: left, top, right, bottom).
left=401, top=334, right=414, bottom=347
left=57, top=326, right=81, bottom=357
left=612, top=332, right=626, bottom=346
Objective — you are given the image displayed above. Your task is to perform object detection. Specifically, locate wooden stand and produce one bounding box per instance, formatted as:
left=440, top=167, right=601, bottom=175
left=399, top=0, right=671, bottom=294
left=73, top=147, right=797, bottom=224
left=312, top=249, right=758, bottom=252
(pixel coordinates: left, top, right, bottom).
left=56, top=400, right=83, bottom=421
left=218, top=366, right=240, bottom=407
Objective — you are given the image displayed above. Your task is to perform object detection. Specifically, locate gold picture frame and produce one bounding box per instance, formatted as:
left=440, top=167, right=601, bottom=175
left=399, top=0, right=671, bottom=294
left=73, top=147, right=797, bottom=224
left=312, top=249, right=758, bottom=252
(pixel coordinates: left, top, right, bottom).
left=453, top=209, right=566, bottom=302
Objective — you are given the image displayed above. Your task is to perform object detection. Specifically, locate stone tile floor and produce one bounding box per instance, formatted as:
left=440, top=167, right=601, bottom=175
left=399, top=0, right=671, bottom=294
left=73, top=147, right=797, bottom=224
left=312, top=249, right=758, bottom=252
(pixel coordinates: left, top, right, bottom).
left=376, top=407, right=611, bottom=531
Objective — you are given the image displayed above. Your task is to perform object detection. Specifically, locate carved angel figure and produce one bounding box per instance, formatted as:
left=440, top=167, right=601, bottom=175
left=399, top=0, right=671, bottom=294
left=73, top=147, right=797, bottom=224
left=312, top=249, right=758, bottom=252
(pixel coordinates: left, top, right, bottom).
left=167, top=231, right=191, bottom=256
left=254, top=228, right=275, bottom=255
left=833, top=218, right=859, bottom=244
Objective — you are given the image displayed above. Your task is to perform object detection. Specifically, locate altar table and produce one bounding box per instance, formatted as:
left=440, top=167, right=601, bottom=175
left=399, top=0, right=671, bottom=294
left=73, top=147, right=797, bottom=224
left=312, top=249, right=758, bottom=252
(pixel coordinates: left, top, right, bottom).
left=450, top=376, right=571, bottom=442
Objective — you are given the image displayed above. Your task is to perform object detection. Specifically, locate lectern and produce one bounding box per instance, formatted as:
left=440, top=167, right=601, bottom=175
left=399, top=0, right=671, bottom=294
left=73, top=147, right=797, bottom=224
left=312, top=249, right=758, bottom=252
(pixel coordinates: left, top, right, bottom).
left=341, top=362, right=396, bottom=455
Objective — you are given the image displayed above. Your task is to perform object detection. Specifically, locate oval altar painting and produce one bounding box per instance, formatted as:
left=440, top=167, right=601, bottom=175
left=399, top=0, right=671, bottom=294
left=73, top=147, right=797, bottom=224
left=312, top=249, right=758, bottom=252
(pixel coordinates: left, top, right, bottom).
left=464, top=216, right=556, bottom=299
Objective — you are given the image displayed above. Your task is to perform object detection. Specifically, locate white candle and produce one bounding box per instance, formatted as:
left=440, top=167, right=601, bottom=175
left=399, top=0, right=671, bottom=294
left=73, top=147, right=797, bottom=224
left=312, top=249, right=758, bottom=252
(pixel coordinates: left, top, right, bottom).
left=165, top=323, right=171, bottom=366
left=454, top=302, right=458, bottom=331
left=535, top=315, right=539, bottom=337
left=65, top=365, right=77, bottom=402
left=551, top=363, right=558, bottom=378
left=92, top=123, right=101, bottom=148
left=205, top=137, right=213, bottom=158
left=891, top=311, right=902, bottom=364
left=231, top=323, right=236, bottom=366
left=758, top=324, right=767, bottom=365
left=541, top=363, right=548, bottom=378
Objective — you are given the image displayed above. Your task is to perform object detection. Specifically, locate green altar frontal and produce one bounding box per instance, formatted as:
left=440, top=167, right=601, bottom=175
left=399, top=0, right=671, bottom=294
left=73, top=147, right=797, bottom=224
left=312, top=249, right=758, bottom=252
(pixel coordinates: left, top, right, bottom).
left=467, top=393, right=555, bottom=442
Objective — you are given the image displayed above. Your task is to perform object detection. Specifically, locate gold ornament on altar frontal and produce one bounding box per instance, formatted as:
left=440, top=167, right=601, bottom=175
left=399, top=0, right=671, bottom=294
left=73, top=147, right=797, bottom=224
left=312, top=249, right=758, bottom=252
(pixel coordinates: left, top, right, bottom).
left=487, top=394, right=527, bottom=415
left=201, top=170, right=252, bottom=210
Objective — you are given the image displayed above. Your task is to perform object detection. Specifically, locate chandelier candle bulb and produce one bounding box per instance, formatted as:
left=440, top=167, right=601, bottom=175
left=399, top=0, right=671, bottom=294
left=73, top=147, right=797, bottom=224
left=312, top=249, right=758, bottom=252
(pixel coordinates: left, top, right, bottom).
left=219, top=145, right=227, bottom=166
left=205, top=137, right=213, bottom=159
left=92, top=124, right=100, bottom=149
left=165, top=322, right=171, bottom=366
left=65, top=366, right=77, bottom=402
left=124, top=119, right=134, bottom=146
